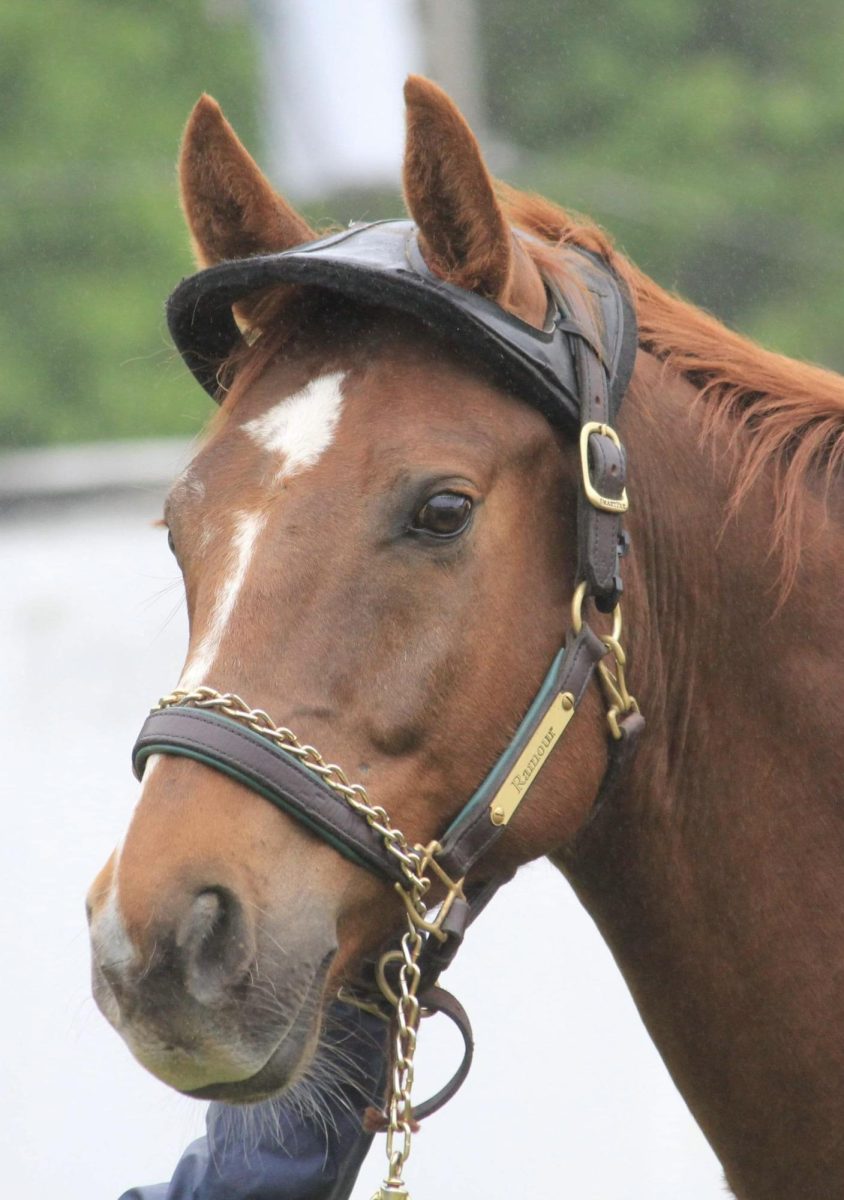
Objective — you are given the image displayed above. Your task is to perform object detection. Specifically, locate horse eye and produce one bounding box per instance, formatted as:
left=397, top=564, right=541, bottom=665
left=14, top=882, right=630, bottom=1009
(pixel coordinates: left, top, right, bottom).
left=166, top=527, right=177, bottom=556
left=411, top=492, right=473, bottom=538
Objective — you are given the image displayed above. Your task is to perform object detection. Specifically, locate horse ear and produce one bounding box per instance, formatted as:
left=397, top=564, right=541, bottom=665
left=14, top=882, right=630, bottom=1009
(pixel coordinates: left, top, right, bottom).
left=179, top=95, right=314, bottom=268
left=402, top=75, right=512, bottom=299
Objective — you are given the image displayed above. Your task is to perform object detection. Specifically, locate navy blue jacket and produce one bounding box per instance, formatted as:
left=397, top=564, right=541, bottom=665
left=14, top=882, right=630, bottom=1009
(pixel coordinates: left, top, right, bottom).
left=119, top=1004, right=388, bottom=1200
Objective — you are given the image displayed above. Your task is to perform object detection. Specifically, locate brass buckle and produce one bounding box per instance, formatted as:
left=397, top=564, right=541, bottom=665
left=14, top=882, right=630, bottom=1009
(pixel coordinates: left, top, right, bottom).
left=579, top=421, right=629, bottom=513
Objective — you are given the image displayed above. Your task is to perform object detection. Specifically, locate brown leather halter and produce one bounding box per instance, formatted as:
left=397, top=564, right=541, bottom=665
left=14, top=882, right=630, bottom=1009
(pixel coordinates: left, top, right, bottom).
left=131, top=222, right=645, bottom=1195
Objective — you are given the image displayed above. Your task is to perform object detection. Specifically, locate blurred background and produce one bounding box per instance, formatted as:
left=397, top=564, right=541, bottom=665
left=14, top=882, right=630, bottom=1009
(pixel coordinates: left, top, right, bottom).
left=3, top=1, right=842, bottom=1196
left=4, top=0, right=844, bottom=449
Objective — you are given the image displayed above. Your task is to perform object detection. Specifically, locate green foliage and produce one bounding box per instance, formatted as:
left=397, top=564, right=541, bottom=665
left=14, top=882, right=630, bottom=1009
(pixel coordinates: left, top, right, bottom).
left=3, top=0, right=844, bottom=447
left=482, top=0, right=844, bottom=366
left=0, top=0, right=258, bottom=446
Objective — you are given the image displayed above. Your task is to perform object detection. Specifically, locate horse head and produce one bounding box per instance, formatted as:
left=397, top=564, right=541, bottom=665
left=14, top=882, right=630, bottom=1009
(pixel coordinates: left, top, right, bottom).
left=86, top=77, right=623, bottom=1105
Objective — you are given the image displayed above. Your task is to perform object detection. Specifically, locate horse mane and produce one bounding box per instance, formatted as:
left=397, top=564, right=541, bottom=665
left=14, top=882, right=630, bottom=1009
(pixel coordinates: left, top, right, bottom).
left=498, top=182, right=844, bottom=593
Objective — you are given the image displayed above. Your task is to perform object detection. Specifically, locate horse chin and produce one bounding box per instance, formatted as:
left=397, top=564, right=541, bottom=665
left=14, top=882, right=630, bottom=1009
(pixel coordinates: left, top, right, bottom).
left=184, top=951, right=334, bottom=1103
left=182, top=1008, right=322, bottom=1104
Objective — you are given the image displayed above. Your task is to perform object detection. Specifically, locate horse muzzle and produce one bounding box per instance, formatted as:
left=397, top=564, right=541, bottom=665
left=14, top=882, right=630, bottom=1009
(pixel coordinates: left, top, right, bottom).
left=87, top=878, right=337, bottom=1099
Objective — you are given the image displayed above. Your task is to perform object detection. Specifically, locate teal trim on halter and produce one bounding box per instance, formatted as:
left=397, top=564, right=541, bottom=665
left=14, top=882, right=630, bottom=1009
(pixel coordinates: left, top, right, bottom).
left=133, top=712, right=377, bottom=875
left=441, top=645, right=567, bottom=840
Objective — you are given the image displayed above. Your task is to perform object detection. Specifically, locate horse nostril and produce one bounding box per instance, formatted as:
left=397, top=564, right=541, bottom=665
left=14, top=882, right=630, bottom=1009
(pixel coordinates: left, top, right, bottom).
left=178, top=887, right=255, bottom=1005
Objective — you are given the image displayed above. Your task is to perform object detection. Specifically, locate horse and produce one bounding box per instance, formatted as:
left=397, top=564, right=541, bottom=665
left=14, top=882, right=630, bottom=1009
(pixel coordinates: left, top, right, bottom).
left=86, top=75, right=844, bottom=1199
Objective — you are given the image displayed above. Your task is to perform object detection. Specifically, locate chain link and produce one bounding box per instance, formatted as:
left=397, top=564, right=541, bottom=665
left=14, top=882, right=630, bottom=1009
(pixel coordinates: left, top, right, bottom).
left=154, top=686, right=429, bottom=1196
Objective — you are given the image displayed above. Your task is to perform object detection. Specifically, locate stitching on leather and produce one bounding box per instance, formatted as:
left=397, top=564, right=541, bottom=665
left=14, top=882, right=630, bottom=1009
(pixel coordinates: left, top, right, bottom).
left=160, top=708, right=336, bottom=792
left=137, top=710, right=395, bottom=875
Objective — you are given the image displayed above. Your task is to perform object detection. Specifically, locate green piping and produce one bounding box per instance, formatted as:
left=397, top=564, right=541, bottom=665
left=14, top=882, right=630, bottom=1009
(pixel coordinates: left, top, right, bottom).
left=441, top=645, right=567, bottom=839
left=133, top=741, right=377, bottom=875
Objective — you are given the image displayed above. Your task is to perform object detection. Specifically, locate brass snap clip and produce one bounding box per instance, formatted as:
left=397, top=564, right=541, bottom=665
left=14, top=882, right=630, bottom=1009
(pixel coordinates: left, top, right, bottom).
left=571, top=582, right=640, bottom=739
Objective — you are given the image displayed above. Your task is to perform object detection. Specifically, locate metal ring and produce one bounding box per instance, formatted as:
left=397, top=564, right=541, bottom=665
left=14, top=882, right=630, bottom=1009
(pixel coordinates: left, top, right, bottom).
left=571, top=581, right=588, bottom=633
left=572, top=582, right=622, bottom=643
left=375, top=949, right=405, bottom=1009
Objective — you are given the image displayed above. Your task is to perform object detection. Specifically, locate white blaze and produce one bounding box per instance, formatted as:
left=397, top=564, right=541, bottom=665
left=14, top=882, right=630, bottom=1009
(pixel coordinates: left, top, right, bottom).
left=178, top=510, right=267, bottom=689
left=178, top=371, right=346, bottom=689
left=243, top=370, right=346, bottom=480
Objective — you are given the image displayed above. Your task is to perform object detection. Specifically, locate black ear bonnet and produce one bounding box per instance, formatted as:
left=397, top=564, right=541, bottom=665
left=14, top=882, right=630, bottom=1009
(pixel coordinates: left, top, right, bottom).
left=166, top=218, right=637, bottom=434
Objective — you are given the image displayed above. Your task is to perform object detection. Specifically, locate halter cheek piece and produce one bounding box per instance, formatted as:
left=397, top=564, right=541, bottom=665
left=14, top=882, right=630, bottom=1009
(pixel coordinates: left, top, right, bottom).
left=132, top=219, right=644, bottom=1164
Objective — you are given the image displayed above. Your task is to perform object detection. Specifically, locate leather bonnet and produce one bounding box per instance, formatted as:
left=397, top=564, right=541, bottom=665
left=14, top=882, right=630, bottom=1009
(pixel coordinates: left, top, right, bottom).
left=165, top=219, right=638, bottom=433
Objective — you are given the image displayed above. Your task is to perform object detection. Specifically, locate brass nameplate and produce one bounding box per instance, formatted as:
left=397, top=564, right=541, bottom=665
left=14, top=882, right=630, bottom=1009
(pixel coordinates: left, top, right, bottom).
left=489, top=692, right=575, bottom=827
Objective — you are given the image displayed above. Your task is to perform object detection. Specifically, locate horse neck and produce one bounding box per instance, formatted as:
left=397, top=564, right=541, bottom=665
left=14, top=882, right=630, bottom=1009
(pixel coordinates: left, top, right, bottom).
left=555, top=356, right=844, bottom=1198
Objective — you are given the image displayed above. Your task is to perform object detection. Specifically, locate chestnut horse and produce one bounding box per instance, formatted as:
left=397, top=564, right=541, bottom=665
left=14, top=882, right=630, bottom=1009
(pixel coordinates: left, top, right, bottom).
left=87, top=77, right=844, bottom=1199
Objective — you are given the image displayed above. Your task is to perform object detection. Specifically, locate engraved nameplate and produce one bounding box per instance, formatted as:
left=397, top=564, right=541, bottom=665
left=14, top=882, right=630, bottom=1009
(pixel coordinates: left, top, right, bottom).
left=488, top=692, right=575, bottom=826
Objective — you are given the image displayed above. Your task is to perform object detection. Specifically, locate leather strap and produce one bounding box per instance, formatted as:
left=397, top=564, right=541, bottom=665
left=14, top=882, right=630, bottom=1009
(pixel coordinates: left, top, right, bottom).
left=436, top=623, right=607, bottom=881
left=577, top=418, right=627, bottom=608
left=412, top=626, right=609, bottom=1006
left=562, top=247, right=638, bottom=424
left=590, top=709, right=646, bottom=818
left=413, top=986, right=474, bottom=1121
left=132, top=707, right=407, bottom=885
left=550, top=274, right=629, bottom=609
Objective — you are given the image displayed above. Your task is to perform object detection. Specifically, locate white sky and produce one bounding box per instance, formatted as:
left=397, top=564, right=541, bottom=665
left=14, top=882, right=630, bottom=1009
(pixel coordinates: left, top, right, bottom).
left=261, top=0, right=420, bottom=197
left=0, top=482, right=724, bottom=1199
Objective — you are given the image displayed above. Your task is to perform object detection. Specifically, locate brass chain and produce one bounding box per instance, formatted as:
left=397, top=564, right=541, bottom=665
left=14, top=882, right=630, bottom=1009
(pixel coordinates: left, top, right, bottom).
left=156, top=686, right=427, bottom=889
left=153, top=686, right=429, bottom=1199
left=383, top=923, right=423, bottom=1195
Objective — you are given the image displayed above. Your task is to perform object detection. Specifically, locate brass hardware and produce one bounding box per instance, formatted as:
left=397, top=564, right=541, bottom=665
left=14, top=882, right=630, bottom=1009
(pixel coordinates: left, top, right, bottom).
left=579, top=421, right=629, bottom=513
left=371, top=1186, right=410, bottom=1199
left=571, top=580, right=620, bottom=639
left=375, top=949, right=405, bottom=1009
left=571, top=580, right=588, bottom=634
left=596, top=631, right=640, bottom=740
left=569, top=590, right=640, bottom=740
left=487, top=691, right=576, bottom=826
left=394, top=843, right=465, bottom=944
left=606, top=700, right=640, bottom=741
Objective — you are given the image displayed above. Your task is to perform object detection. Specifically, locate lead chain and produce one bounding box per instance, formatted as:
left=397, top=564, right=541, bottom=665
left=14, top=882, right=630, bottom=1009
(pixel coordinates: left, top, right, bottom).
left=380, top=921, right=424, bottom=1197
left=154, top=686, right=429, bottom=1199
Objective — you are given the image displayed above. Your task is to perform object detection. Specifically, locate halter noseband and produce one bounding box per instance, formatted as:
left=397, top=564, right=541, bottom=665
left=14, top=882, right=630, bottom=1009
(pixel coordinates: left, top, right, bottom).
left=132, top=219, right=645, bottom=1196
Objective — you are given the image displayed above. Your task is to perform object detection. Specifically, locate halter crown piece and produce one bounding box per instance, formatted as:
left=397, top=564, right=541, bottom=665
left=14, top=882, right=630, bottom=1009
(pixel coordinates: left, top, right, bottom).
left=133, top=219, right=644, bottom=1200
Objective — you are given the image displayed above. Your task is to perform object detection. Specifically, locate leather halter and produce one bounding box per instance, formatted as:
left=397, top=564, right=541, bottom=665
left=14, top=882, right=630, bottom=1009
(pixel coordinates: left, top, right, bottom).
left=133, top=218, right=645, bottom=1120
